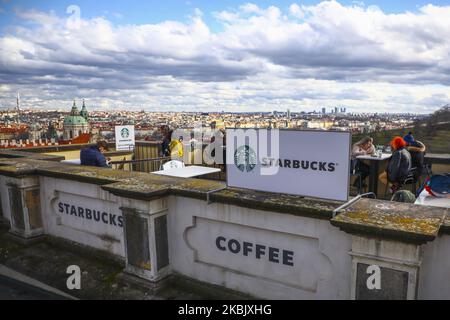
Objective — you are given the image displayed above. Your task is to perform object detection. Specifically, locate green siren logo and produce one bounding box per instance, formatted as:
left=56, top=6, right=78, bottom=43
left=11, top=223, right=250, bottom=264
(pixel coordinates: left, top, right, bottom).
left=234, top=145, right=257, bottom=172
left=120, top=128, right=130, bottom=138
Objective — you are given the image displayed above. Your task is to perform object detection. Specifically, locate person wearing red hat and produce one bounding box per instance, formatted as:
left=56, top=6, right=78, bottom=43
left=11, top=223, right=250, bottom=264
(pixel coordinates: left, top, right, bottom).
left=379, top=136, right=412, bottom=194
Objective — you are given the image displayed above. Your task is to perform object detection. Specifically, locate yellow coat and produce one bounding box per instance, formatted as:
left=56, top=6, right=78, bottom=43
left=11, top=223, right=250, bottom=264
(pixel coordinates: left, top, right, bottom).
left=169, top=140, right=183, bottom=159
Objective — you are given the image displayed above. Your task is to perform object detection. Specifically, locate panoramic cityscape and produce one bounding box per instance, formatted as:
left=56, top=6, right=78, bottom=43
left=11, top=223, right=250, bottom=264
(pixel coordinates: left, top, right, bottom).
left=0, top=101, right=429, bottom=143
left=0, top=0, right=449, bottom=307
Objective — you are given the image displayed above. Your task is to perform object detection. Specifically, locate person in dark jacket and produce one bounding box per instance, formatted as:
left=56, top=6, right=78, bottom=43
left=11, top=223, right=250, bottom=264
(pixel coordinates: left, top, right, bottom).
left=379, top=136, right=412, bottom=193
left=160, top=126, right=171, bottom=157
left=403, top=133, right=426, bottom=179
left=403, top=132, right=414, bottom=144
left=80, top=140, right=110, bottom=168
left=161, top=130, right=173, bottom=157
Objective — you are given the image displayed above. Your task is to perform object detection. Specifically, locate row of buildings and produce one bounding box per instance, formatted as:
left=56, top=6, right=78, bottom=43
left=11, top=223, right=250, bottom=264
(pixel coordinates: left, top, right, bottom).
left=0, top=100, right=91, bottom=148
left=0, top=100, right=424, bottom=148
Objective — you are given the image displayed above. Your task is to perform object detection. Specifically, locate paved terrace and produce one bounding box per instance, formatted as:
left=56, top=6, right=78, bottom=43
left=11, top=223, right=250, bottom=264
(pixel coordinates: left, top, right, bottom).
left=0, top=223, right=235, bottom=300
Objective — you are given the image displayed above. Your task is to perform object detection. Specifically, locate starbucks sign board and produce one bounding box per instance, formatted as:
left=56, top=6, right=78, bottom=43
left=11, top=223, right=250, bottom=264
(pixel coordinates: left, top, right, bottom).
left=226, top=129, right=351, bottom=201
left=115, top=125, right=135, bottom=151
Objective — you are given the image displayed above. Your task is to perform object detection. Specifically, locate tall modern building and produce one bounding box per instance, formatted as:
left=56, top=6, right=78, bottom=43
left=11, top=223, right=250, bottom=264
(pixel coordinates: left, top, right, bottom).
left=322, top=107, right=326, bottom=114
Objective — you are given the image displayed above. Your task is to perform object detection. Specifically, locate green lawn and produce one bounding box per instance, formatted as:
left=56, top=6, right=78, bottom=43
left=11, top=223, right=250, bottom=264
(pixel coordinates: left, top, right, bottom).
left=352, top=123, right=450, bottom=154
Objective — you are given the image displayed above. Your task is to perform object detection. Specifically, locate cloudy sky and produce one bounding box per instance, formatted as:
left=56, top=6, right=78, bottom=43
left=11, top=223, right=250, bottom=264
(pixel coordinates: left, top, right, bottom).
left=1, top=0, right=450, bottom=113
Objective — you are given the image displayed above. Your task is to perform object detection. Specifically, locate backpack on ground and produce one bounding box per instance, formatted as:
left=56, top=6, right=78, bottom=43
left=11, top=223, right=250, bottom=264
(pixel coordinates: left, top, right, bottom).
left=391, top=190, right=416, bottom=203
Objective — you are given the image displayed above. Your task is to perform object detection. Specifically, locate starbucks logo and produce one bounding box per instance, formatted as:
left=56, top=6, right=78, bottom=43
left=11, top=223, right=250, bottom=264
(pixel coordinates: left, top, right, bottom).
left=234, top=145, right=257, bottom=172
left=120, top=128, right=129, bottom=138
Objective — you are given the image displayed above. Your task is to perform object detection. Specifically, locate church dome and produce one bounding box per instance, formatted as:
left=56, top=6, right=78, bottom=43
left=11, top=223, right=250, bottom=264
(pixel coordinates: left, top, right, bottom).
left=64, top=115, right=88, bottom=125
left=64, top=100, right=88, bottom=126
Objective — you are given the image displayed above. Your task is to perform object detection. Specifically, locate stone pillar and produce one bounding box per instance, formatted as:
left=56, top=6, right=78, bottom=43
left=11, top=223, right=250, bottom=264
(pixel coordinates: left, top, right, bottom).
left=118, top=196, right=171, bottom=284
left=5, top=176, right=44, bottom=240
left=331, top=198, right=446, bottom=300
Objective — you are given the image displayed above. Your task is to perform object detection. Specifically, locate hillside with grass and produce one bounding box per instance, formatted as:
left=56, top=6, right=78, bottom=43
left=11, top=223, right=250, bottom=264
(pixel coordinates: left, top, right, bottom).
left=352, top=106, right=450, bottom=154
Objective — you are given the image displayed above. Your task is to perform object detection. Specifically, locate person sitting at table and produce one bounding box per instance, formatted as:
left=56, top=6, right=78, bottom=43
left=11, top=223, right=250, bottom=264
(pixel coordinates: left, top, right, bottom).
left=169, top=134, right=184, bottom=161
left=403, top=133, right=426, bottom=180
left=160, top=125, right=172, bottom=157
left=403, top=131, right=414, bottom=144
left=351, top=136, right=375, bottom=189
left=80, top=140, right=110, bottom=168
left=379, top=136, right=412, bottom=194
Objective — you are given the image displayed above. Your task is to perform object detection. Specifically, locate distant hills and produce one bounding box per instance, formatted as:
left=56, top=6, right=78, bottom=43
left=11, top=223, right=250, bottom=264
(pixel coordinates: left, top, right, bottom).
left=353, top=105, right=450, bottom=154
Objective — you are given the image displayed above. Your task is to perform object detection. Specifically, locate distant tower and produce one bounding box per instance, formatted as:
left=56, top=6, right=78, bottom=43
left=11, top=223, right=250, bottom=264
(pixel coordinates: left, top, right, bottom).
left=287, top=109, right=291, bottom=120
left=29, top=123, right=42, bottom=141
left=47, top=122, right=58, bottom=140
left=16, top=91, right=20, bottom=124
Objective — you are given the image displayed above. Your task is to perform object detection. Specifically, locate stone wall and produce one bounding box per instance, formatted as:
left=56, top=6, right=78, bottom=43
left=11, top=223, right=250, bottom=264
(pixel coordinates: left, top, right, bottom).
left=168, top=196, right=352, bottom=299
left=0, top=150, right=448, bottom=299
left=40, top=176, right=125, bottom=257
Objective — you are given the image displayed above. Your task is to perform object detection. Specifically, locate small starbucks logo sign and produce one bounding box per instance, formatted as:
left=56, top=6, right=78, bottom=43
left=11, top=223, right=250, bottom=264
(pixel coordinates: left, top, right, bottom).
left=234, top=145, right=257, bottom=172
left=120, top=128, right=129, bottom=138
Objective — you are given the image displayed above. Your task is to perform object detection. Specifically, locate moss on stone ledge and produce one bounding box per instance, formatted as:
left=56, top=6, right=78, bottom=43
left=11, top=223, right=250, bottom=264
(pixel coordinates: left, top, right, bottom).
left=331, top=198, right=447, bottom=243
left=210, top=187, right=341, bottom=219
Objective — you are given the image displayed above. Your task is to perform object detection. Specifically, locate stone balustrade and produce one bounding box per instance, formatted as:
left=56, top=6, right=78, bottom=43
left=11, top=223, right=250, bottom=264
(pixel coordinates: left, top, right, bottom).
left=0, top=150, right=448, bottom=299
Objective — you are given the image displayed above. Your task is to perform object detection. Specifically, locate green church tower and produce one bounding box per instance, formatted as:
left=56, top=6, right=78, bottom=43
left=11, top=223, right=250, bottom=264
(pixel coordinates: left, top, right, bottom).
left=80, top=99, right=89, bottom=120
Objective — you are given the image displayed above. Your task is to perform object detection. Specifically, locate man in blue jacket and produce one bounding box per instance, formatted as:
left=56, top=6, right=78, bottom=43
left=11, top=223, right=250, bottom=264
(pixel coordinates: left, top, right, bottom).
left=80, top=140, right=110, bottom=168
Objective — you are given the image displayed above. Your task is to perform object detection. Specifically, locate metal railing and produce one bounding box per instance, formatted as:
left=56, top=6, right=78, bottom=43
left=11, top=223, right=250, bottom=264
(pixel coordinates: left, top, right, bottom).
left=110, top=156, right=171, bottom=172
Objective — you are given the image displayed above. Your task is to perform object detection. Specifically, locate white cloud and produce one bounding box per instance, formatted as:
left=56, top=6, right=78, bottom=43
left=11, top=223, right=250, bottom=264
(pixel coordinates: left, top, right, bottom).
left=239, top=3, right=262, bottom=14
left=14, top=8, right=59, bottom=25
left=0, top=1, right=449, bottom=113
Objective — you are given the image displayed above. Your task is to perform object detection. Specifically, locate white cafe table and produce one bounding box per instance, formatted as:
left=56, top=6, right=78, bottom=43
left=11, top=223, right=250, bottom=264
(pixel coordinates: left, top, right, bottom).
left=356, top=153, right=392, bottom=198
left=414, top=189, right=450, bottom=208
left=60, top=159, right=81, bottom=165
left=356, top=153, right=392, bottom=161
left=152, top=165, right=221, bottom=178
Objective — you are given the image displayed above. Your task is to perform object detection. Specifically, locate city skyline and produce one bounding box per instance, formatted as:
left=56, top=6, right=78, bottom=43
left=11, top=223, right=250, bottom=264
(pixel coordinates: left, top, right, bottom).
left=1, top=0, right=450, bottom=113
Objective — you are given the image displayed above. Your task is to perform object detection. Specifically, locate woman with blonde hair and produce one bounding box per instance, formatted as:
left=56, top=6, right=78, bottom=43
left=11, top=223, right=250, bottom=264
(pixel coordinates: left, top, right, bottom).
left=350, top=136, right=375, bottom=189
